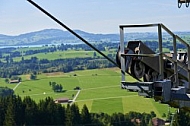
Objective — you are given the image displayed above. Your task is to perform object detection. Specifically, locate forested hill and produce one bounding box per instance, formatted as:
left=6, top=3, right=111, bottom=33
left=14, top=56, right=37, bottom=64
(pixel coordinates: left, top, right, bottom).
left=0, top=29, right=119, bottom=46
left=0, top=29, right=189, bottom=46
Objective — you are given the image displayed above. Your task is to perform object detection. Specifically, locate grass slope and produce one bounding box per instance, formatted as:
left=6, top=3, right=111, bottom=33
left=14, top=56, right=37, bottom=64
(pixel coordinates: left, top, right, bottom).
left=0, top=68, right=175, bottom=117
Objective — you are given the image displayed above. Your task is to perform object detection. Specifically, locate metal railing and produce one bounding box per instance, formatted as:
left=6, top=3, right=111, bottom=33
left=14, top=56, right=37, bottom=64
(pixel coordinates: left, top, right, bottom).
left=119, top=23, right=190, bottom=88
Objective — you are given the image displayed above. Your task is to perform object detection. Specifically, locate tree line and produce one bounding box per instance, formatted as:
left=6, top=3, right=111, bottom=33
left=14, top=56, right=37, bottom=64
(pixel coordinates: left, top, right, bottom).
left=0, top=42, right=117, bottom=78
left=0, top=41, right=186, bottom=59
left=0, top=57, right=115, bottom=78
left=0, top=89, right=190, bottom=125
left=1, top=94, right=190, bottom=125
left=0, top=87, right=14, bottom=97
left=0, top=42, right=116, bottom=58
left=1, top=40, right=185, bottom=78
left=0, top=95, right=159, bottom=126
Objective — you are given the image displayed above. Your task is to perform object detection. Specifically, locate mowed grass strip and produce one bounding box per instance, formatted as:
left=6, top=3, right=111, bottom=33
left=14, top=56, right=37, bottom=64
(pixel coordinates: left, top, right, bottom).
left=76, top=86, right=137, bottom=100
left=122, top=96, right=157, bottom=113
left=91, top=98, right=124, bottom=114
left=150, top=99, right=169, bottom=117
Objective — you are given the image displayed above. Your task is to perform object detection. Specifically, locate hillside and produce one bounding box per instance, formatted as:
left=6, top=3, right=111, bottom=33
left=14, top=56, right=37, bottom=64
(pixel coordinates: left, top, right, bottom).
left=0, top=68, right=174, bottom=117
left=0, top=29, right=189, bottom=46
left=0, top=29, right=119, bottom=46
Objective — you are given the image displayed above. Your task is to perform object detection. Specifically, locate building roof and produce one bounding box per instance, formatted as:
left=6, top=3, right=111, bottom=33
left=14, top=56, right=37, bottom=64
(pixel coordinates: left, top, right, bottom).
left=9, top=80, right=19, bottom=83
left=54, top=98, right=70, bottom=103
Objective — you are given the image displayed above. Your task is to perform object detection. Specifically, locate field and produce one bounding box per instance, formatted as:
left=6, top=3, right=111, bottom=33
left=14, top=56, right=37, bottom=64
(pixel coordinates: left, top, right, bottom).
left=0, top=68, right=175, bottom=118
left=12, top=50, right=113, bottom=62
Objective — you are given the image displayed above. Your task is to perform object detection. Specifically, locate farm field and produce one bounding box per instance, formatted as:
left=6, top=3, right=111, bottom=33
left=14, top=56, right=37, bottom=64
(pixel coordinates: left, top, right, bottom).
left=13, top=50, right=94, bottom=61
left=1, top=48, right=114, bottom=62
left=12, top=50, right=113, bottom=62
left=0, top=68, right=175, bottom=118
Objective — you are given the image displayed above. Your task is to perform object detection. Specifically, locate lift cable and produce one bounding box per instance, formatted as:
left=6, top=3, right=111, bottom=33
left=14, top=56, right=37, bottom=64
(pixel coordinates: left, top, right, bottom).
left=27, top=0, right=142, bottom=82
left=27, top=0, right=118, bottom=67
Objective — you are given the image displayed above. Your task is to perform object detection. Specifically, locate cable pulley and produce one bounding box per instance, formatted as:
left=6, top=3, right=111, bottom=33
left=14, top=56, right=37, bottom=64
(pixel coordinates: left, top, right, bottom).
left=178, top=0, right=190, bottom=8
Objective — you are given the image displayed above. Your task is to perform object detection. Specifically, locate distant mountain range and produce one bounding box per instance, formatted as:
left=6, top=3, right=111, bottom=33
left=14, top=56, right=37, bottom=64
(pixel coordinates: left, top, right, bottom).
left=0, top=29, right=119, bottom=46
left=0, top=29, right=189, bottom=46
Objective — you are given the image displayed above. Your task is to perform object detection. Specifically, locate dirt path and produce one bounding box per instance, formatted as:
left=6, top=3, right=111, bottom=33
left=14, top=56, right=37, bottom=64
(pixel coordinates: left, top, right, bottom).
left=13, top=82, right=21, bottom=90
left=72, top=90, right=81, bottom=103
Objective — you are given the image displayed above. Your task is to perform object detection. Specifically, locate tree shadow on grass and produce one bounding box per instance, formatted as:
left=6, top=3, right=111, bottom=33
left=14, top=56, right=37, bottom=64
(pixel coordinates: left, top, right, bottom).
left=55, top=90, right=67, bottom=93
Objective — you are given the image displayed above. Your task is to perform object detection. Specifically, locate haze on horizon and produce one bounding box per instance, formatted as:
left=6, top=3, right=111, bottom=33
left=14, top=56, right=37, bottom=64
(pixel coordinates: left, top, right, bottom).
left=0, top=0, right=189, bottom=35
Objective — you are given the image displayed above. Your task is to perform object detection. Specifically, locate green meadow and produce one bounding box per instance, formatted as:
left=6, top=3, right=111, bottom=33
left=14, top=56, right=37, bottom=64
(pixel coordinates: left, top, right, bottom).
left=0, top=68, right=175, bottom=118
left=12, top=50, right=113, bottom=62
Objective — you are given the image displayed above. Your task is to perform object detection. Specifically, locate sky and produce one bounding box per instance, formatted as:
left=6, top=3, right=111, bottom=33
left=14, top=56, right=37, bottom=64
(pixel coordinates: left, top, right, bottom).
left=0, top=0, right=189, bottom=35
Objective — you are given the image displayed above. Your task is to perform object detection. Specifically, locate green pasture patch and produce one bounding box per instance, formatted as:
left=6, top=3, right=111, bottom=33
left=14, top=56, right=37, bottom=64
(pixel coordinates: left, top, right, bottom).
left=70, top=69, right=121, bottom=89
left=74, top=68, right=117, bottom=76
left=122, top=95, right=164, bottom=117
left=91, top=98, right=123, bottom=114
left=73, top=68, right=121, bottom=78
left=0, top=78, right=16, bottom=89
left=14, top=79, right=78, bottom=102
left=13, top=50, right=96, bottom=61
left=15, top=46, right=49, bottom=52
left=75, top=100, right=93, bottom=112
left=151, top=100, right=176, bottom=118
left=13, top=51, right=63, bottom=61
left=1, top=68, right=173, bottom=117
left=19, top=90, right=77, bottom=103
left=14, top=80, right=52, bottom=95
left=76, top=86, right=136, bottom=101
left=12, top=49, right=112, bottom=62
left=76, top=75, right=120, bottom=89
left=100, top=68, right=120, bottom=76
left=64, top=50, right=94, bottom=58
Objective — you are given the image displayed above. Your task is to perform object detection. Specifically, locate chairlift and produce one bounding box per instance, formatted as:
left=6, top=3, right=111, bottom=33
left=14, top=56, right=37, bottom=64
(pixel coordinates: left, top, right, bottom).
left=178, top=0, right=190, bottom=8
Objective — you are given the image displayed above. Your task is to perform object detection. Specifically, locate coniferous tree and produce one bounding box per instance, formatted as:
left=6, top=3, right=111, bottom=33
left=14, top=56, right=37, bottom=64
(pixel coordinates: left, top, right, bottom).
left=14, top=96, right=25, bottom=125
left=46, top=97, right=58, bottom=125
left=56, top=104, right=66, bottom=125
left=172, top=109, right=190, bottom=126
left=70, top=104, right=81, bottom=125
left=65, top=104, right=72, bottom=126
left=3, top=96, right=16, bottom=126
left=18, top=77, right=22, bottom=82
left=37, top=99, right=48, bottom=125
left=0, top=93, right=179, bottom=126
left=38, top=97, right=55, bottom=125
left=111, top=113, right=119, bottom=126
left=111, top=113, right=130, bottom=126
left=0, top=97, right=8, bottom=125
left=30, top=73, right=37, bottom=80
left=23, top=96, right=38, bottom=125
left=81, top=104, right=91, bottom=125
left=5, top=78, right=9, bottom=83
left=0, top=87, right=14, bottom=97
left=59, top=84, right=63, bottom=92
left=142, top=113, right=152, bottom=125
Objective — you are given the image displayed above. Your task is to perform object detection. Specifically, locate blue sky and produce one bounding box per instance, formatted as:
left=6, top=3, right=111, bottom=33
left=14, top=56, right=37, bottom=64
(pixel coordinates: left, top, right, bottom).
left=0, top=0, right=189, bottom=35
